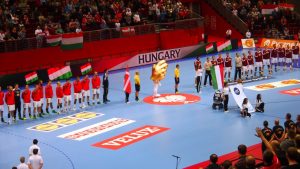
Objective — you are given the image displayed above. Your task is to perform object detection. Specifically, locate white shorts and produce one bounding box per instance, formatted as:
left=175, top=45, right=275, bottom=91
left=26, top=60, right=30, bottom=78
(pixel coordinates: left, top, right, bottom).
left=46, top=98, right=52, bottom=103
left=286, top=58, right=292, bottom=63
left=23, top=103, right=31, bottom=109
left=242, top=66, right=248, bottom=71
left=271, top=58, right=278, bottom=64
left=248, top=65, right=254, bottom=71
left=225, top=67, right=232, bottom=73
left=82, top=90, right=90, bottom=97
left=263, top=59, right=270, bottom=65
left=64, top=95, right=71, bottom=102
left=39, top=98, right=44, bottom=105
left=33, top=101, right=41, bottom=108
left=74, top=93, right=82, bottom=100
left=0, top=105, right=3, bottom=111
left=57, top=98, right=63, bottom=104
left=255, top=62, right=263, bottom=67
left=92, top=88, right=100, bottom=95
left=292, top=54, right=299, bottom=59
left=8, top=105, right=15, bottom=111
left=279, top=58, right=285, bottom=63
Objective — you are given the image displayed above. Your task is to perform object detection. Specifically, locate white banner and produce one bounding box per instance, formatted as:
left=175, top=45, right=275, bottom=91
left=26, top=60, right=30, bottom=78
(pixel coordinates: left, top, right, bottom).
left=110, top=45, right=201, bottom=70
left=229, top=84, right=254, bottom=113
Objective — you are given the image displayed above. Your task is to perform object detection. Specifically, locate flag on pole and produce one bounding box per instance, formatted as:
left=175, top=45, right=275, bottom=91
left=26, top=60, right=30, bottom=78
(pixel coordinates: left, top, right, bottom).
left=46, top=34, right=62, bottom=46
left=217, top=40, right=232, bottom=52
left=25, top=71, right=38, bottom=84
left=61, top=32, right=83, bottom=50
left=261, top=4, right=278, bottom=15
left=206, top=43, right=214, bottom=53
left=210, top=65, right=224, bottom=90
left=123, top=68, right=132, bottom=94
left=80, top=63, right=92, bottom=75
left=48, top=66, right=72, bottom=80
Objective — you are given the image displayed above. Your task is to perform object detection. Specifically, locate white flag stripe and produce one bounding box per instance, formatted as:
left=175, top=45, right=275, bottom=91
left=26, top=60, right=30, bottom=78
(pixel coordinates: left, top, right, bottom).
left=62, top=37, right=83, bottom=45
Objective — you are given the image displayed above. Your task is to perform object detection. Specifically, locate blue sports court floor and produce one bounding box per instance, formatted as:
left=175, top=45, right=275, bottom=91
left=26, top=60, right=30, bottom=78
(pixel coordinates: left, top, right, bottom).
left=0, top=49, right=299, bottom=169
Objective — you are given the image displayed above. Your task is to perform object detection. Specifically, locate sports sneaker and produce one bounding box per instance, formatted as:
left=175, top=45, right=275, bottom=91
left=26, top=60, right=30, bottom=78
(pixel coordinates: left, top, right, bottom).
left=33, top=115, right=37, bottom=119
left=97, top=101, right=101, bottom=104
left=52, top=110, right=57, bottom=114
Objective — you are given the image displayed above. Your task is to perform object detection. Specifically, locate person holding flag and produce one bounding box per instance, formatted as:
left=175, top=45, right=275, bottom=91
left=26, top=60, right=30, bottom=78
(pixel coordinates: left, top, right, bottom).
left=92, top=72, right=101, bottom=105
left=22, top=85, right=32, bottom=119
left=82, top=75, right=91, bottom=106
left=73, top=76, right=83, bottom=110
left=45, top=81, right=55, bottom=114
left=0, top=86, right=5, bottom=123
left=63, top=79, right=72, bottom=112
left=32, top=84, right=42, bottom=119
left=5, top=86, right=15, bottom=124
left=56, top=82, right=64, bottom=114
left=124, top=68, right=132, bottom=104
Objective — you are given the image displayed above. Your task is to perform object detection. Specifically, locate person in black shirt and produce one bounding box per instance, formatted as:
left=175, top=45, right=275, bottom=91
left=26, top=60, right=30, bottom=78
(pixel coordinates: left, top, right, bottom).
left=261, top=121, right=273, bottom=153
left=103, top=69, right=110, bottom=104
left=296, top=115, right=300, bottom=134
left=283, top=147, right=300, bottom=169
left=235, top=144, right=247, bottom=169
left=284, top=113, right=295, bottom=131
left=205, top=154, right=222, bottom=169
left=14, top=84, right=22, bottom=120
left=273, top=119, right=285, bottom=142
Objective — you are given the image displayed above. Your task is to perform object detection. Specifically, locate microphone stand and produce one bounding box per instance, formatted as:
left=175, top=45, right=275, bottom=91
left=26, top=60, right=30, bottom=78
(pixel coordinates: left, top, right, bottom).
left=172, top=155, right=181, bottom=169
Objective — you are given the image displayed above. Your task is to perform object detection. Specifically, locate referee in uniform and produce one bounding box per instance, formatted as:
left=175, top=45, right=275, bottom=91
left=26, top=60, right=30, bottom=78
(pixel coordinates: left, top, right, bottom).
left=14, top=84, right=22, bottom=120
left=103, top=69, right=110, bottom=104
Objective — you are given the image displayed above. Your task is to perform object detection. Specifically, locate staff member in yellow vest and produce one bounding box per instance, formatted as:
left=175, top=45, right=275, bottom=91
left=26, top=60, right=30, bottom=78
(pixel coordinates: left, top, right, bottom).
left=174, top=64, right=180, bottom=93
left=134, top=71, right=140, bottom=101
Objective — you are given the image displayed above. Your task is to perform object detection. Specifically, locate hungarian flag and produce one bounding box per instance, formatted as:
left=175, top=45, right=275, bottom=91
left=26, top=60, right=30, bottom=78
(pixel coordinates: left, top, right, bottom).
left=80, top=63, right=92, bottom=75
left=261, top=4, right=278, bottom=15
left=48, top=66, right=72, bottom=80
left=123, top=68, right=131, bottom=94
left=217, top=40, right=232, bottom=52
left=206, top=43, right=214, bottom=53
left=211, top=65, right=224, bottom=90
left=25, top=71, right=38, bottom=84
left=46, top=34, right=62, bottom=46
left=61, top=32, right=83, bottom=50
left=278, top=3, right=294, bottom=11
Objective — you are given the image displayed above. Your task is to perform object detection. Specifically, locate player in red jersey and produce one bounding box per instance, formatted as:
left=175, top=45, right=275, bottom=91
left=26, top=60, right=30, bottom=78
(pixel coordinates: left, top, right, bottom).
left=32, top=84, right=42, bottom=119
left=63, top=79, right=72, bottom=112
left=217, top=54, right=224, bottom=66
left=292, top=42, right=299, bottom=68
left=254, top=48, right=263, bottom=77
left=247, top=51, right=255, bottom=79
left=271, top=44, right=278, bottom=72
left=45, top=81, right=55, bottom=114
left=262, top=48, right=271, bottom=75
left=56, top=81, right=64, bottom=114
left=0, top=86, right=5, bottom=122
left=211, top=56, right=217, bottom=66
left=5, top=86, right=15, bottom=124
left=92, top=72, right=101, bottom=104
left=82, top=75, right=91, bottom=107
left=277, top=43, right=285, bottom=71
left=22, top=85, right=32, bottom=119
left=285, top=45, right=293, bottom=71
left=194, top=56, right=201, bottom=87
left=224, top=52, right=232, bottom=82
left=73, top=76, right=83, bottom=110
left=38, top=80, right=45, bottom=114
left=242, top=53, right=249, bottom=79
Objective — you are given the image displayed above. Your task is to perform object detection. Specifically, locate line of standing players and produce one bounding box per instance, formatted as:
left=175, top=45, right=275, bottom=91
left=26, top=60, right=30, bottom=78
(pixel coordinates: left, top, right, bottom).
left=193, top=43, right=299, bottom=89
left=0, top=71, right=110, bottom=124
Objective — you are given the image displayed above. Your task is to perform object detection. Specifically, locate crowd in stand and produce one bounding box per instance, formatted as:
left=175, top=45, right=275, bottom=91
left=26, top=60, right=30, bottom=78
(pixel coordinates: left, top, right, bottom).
left=222, top=0, right=300, bottom=39
left=0, top=0, right=191, bottom=41
left=203, top=113, right=300, bottom=169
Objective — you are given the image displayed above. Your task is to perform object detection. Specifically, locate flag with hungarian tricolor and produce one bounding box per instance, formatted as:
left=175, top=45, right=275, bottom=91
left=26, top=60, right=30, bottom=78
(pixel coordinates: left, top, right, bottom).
left=25, top=71, right=38, bottom=84
left=278, top=3, right=294, bottom=11
left=46, top=34, right=62, bottom=46
left=217, top=40, right=232, bottom=52
left=61, top=32, right=83, bottom=50
left=80, top=63, right=92, bottom=75
left=123, top=68, right=131, bottom=94
left=206, top=43, right=214, bottom=54
left=261, top=4, right=278, bottom=15
left=48, top=66, right=72, bottom=80
left=210, top=65, right=224, bottom=90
